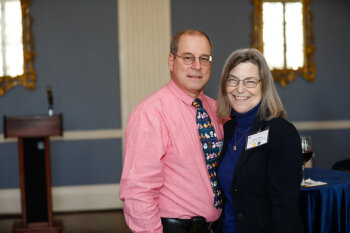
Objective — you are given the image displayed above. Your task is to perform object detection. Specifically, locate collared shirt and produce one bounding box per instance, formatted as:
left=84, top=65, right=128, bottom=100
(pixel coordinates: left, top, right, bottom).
left=120, top=79, right=224, bottom=233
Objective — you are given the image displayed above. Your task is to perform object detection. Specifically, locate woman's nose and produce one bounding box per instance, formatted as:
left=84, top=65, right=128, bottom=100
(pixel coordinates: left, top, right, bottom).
left=237, top=81, right=245, bottom=93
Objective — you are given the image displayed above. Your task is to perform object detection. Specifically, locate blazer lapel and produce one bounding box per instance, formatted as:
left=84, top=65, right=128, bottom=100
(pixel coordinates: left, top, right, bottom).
left=220, top=119, right=236, bottom=162
left=232, top=118, right=266, bottom=180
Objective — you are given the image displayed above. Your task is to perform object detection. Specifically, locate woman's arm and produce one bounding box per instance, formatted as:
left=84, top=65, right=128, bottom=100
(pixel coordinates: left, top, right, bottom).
left=267, top=118, right=303, bottom=233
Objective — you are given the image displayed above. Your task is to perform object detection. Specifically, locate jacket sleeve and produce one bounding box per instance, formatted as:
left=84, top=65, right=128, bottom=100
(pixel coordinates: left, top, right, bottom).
left=267, top=119, right=303, bottom=233
left=119, top=107, right=169, bottom=233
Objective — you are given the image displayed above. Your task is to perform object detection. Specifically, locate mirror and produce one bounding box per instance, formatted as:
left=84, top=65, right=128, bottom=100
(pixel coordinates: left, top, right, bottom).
left=0, top=0, right=35, bottom=96
left=251, top=0, right=316, bottom=87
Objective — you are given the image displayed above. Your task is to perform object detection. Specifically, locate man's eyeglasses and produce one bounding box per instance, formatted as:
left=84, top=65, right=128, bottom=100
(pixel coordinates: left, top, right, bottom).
left=174, top=53, right=212, bottom=66
left=226, top=77, right=261, bottom=88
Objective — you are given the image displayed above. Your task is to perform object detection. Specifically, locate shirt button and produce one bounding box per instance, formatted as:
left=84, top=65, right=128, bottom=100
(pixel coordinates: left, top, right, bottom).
left=237, top=213, right=244, bottom=220
left=233, top=189, right=238, bottom=193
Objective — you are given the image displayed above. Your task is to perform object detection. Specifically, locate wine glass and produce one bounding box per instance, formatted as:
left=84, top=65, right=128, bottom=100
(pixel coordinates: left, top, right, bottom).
left=300, top=136, right=313, bottom=185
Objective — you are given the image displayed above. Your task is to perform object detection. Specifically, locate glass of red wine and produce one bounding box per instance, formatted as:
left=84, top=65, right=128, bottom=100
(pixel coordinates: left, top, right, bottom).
left=301, top=136, right=313, bottom=185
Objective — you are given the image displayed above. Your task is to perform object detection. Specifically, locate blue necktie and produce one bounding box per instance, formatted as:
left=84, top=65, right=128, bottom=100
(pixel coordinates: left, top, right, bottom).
left=192, top=98, right=223, bottom=209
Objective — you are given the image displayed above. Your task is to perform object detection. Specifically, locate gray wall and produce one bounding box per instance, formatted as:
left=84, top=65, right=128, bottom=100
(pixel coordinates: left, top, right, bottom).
left=0, top=0, right=122, bottom=189
left=171, top=0, right=350, bottom=169
left=0, top=0, right=350, bottom=189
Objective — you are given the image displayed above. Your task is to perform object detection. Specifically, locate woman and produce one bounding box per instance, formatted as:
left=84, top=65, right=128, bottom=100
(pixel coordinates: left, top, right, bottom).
left=216, top=48, right=304, bottom=233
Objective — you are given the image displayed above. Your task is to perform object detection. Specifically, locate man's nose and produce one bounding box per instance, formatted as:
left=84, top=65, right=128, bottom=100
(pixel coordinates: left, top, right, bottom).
left=191, top=58, right=201, bottom=70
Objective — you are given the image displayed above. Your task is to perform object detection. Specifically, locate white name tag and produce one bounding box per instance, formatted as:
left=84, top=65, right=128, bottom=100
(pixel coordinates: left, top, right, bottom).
left=246, top=129, right=269, bottom=150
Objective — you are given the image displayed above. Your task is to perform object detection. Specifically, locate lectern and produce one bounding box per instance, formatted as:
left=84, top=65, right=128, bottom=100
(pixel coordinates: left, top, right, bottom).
left=3, top=114, right=63, bottom=233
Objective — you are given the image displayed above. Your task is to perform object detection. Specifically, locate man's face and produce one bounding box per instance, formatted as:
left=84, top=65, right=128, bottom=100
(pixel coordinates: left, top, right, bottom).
left=168, top=34, right=212, bottom=98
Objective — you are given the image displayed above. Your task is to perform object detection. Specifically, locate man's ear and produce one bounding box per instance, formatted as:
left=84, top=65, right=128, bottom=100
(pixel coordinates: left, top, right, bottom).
left=168, top=53, right=174, bottom=72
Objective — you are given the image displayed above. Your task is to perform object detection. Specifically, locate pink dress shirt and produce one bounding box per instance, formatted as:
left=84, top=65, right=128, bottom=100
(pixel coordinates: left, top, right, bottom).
left=120, top=79, right=224, bottom=233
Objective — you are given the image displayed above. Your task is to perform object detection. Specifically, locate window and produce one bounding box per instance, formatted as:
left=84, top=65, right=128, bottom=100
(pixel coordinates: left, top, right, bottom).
left=251, top=0, right=315, bottom=87
left=0, top=0, right=35, bottom=96
left=0, top=0, right=23, bottom=76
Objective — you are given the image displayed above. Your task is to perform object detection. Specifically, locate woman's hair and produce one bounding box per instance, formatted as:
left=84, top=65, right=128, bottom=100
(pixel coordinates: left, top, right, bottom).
left=217, top=48, right=286, bottom=120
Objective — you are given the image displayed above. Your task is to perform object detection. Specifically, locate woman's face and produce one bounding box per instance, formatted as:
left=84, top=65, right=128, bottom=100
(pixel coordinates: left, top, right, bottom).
left=225, top=62, right=262, bottom=114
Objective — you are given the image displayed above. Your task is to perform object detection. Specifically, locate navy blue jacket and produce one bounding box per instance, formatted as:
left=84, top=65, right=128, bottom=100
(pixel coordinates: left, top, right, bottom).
left=219, top=116, right=304, bottom=233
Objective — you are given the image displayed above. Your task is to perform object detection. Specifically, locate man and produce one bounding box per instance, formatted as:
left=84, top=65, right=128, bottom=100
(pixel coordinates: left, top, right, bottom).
left=120, top=29, right=224, bottom=233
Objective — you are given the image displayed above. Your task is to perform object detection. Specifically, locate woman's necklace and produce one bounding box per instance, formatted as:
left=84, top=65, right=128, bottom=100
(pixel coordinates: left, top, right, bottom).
left=233, top=128, right=250, bottom=151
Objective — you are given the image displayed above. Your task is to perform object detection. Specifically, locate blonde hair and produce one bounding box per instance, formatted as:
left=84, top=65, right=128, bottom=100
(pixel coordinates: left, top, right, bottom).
left=217, top=48, right=286, bottom=120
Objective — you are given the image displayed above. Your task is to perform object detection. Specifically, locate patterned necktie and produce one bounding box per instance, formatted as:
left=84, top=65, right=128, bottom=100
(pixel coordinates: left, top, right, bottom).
left=192, top=98, right=223, bottom=209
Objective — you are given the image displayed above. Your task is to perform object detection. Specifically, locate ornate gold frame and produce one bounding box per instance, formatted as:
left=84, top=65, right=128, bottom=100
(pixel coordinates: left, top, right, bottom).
left=0, top=0, right=36, bottom=96
left=251, top=0, right=316, bottom=87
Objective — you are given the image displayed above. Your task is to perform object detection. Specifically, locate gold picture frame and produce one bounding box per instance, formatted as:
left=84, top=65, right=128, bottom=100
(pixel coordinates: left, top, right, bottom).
left=251, top=0, right=316, bottom=87
left=0, top=0, right=36, bottom=96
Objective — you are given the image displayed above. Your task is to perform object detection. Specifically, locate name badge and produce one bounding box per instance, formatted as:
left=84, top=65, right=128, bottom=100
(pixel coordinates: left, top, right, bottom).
left=246, top=129, right=269, bottom=150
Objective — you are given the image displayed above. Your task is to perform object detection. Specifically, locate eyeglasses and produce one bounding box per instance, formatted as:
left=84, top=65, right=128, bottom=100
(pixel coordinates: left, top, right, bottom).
left=226, top=77, right=261, bottom=88
left=174, top=53, right=212, bottom=66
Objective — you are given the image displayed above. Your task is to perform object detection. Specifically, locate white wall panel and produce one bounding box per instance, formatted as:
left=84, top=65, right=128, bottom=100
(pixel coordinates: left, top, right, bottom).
left=118, top=0, right=171, bottom=130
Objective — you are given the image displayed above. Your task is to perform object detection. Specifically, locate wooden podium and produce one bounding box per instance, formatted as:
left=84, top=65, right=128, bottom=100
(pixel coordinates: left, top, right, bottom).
left=3, top=114, right=63, bottom=233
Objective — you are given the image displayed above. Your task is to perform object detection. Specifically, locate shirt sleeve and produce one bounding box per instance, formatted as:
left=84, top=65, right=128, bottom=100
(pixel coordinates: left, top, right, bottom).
left=119, top=107, right=168, bottom=233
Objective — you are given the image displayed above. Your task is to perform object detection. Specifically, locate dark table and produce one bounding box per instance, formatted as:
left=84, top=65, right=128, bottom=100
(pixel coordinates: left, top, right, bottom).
left=300, top=168, right=350, bottom=233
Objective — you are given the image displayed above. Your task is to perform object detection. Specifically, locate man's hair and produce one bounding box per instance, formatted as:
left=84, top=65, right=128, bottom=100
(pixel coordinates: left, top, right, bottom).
left=170, top=29, right=212, bottom=55
left=217, top=48, right=286, bottom=120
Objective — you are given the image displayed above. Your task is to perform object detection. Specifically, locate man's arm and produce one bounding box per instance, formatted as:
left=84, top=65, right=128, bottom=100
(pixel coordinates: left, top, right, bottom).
left=120, top=108, right=168, bottom=233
